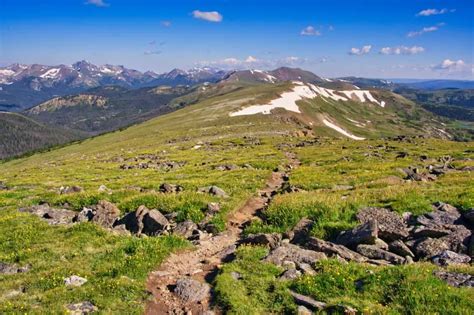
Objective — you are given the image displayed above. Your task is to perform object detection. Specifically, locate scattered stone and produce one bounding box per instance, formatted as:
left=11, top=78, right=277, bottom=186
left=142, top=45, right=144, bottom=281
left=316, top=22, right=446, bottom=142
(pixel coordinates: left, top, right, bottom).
left=92, top=200, right=120, bottom=228
left=388, top=240, right=414, bottom=258
left=332, top=185, right=354, bottom=191
left=439, top=227, right=471, bottom=253
left=173, top=220, right=198, bottom=239
left=243, top=233, right=282, bottom=249
left=297, top=263, right=316, bottom=275
left=98, top=185, right=111, bottom=193
left=215, top=164, right=238, bottom=171
left=289, top=218, right=314, bottom=245
left=433, top=270, right=473, bottom=288
left=357, top=207, right=409, bottom=241
left=290, top=291, right=326, bottom=311
left=20, top=204, right=77, bottom=225
left=0, top=262, right=30, bottom=275
left=356, top=244, right=405, bottom=265
left=335, top=220, right=378, bottom=248
left=265, top=243, right=327, bottom=267
left=66, top=301, right=97, bottom=314
left=159, top=183, right=184, bottom=193
left=174, top=278, right=210, bottom=303
left=64, top=275, right=87, bottom=287
left=74, top=207, right=95, bottom=223
left=280, top=269, right=302, bottom=280
left=307, top=237, right=367, bottom=263
left=59, top=186, right=83, bottom=194
left=432, top=250, right=471, bottom=266
left=0, top=181, right=8, bottom=190
left=230, top=271, right=242, bottom=280
left=197, top=186, right=229, bottom=198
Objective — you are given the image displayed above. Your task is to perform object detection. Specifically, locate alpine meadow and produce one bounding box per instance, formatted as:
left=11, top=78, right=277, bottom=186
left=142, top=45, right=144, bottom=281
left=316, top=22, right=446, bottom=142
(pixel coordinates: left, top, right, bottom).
left=1, top=1, right=473, bottom=314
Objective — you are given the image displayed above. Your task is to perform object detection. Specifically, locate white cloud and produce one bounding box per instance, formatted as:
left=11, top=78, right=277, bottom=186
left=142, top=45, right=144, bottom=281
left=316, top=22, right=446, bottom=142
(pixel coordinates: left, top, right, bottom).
left=192, top=10, right=223, bottom=22
left=379, top=46, right=425, bottom=55
left=416, top=8, right=454, bottom=16
left=245, top=56, right=258, bottom=63
left=197, top=56, right=306, bottom=70
left=348, top=45, right=372, bottom=56
left=431, top=59, right=472, bottom=75
left=85, top=0, right=109, bottom=7
left=161, top=21, right=172, bottom=27
left=407, top=23, right=444, bottom=37
left=300, top=26, right=321, bottom=36
left=144, top=50, right=162, bottom=55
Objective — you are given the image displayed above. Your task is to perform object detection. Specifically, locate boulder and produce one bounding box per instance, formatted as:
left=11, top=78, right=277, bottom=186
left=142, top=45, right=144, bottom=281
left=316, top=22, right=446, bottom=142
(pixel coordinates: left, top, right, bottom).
left=412, top=238, right=449, bottom=259
left=356, top=207, right=409, bottom=241
left=297, top=305, right=313, bottom=315
left=463, top=209, right=474, bottom=224
left=469, top=235, right=474, bottom=258
left=289, top=291, right=326, bottom=311
left=432, top=250, right=471, bottom=266
left=373, top=238, right=389, bottom=250
left=74, top=207, right=95, bottom=223
left=159, top=183, right=184, bottom=193
left=356, top=244, right=405, bottom=265
left=64, top=275, right=88, bottom=287
left=265, top=243, right=326, bottom=266
left=297, top=263, right=316, bottom=275
left=243, top=233, right=282, bottom=249
left=440, top=227, right=471, bottom=253
left=433, top=270, right=473, bottom=288
left=230, top=271, right=242, bottom=280
left=66, top=301, right=97, bottom=314
left=173, top=220, right=198, bottom=238
left=206, top=202, right=221, bottom=215
left=335, top=220, right=378, bottom=248
left=215, top=164, right=238, bottom=171
left=416, top=208, right=463, bottom=228
left=388, top=240, right=414, bottom=258
left=173, top=278, right=210, bottom=303
left=98, top=185, right=111, bottom=193
left=20, top=204, right=77, bottom=225
left=325, top=305, right=357, bottom=315
left=92, top=200, right=120, bottom=228
left=412, top=226, right=451, bottom=238
left=142, top=209, right=170, bottom=236
left=289, top=218, right=314, bottom=245
left=307, top=237, right=367, bottom=263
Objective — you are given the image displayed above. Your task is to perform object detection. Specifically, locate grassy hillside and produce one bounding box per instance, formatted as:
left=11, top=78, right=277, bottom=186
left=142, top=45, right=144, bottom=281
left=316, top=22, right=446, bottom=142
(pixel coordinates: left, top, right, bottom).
left=0, top=112, right=83, bottom=160
left=1, top=82, right=473, bottom=313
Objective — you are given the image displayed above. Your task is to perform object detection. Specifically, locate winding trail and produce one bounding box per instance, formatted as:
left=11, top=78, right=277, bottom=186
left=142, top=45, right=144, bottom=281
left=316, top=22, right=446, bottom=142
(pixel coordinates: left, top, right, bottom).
left=145, top=151, right=300, bottom=315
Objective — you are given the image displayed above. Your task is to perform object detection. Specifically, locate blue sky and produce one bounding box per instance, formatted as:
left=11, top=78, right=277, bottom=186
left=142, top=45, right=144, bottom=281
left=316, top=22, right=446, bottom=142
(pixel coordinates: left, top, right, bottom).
left=1, top=0, right=472, bottom=79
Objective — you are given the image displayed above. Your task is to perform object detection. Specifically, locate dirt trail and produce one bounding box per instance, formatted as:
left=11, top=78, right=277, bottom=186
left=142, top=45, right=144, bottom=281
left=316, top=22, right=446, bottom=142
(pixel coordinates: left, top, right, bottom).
left=145, top=151, right=300, bottom=315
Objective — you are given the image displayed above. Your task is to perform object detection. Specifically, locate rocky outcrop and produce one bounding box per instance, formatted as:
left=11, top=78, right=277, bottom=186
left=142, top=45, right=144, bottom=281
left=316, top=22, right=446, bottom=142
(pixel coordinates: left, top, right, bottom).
left=357, top=207, right=409, bottom=241
left=92, top=200, right=120, bottom=228
left=264, top=243, right=326, bottom=266
left=335, top=220, right=378, bottom=248
left=0, top=262, right=31, bottom=275
left=173, top=278, right=210, bottom=303
left=242, top=233, right=282, bottom=249
left=433, top=270, right=473, bottom=288
left=356, top=244, right=405, bottom=265
left=19, top=204, right=77, bottom=225
left=307, top=237, right=367, bottom=262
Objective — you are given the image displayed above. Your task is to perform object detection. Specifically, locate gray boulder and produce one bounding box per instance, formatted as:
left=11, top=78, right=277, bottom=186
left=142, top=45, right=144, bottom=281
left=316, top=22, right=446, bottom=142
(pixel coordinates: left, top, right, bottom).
left=66, top=301, right=97, bottom=314
left=0, top=262, right=30, bottom=275
left=335, top=220, right=378, bottom=248
left=290, top=291, right=326, bottom=311
left=174, top=278, right=210, bottom=303
left=356, top=207, right=409, bottom=241
left=356, top=244, right=405, bottom=265
left=92, top=200, right=120, bottom=228
left=289, top=218, right=314, bottom=245
left=173, top=220, right=198, bottom=238
left=242, top=233, right=282, bottom=249
left=307, top=237, right=367, bottom=263
left=416, top=203, right=463, bottom=227
left=20, top=204, right=77, bottom=225
left=433, top=270, right=473, bottom=288
left=198, top=186, right=229, bottom=198
left=280, top=269, right=302, bottom=280
left=206, top=202, right=221, bottom=215
left=159, top=183, right=184, bottom=193
left=432, top=250, right=471, bottom=266
left=59, top=185, right=83, bottom=194
left=388, top=240, right=415, bottom=258
left=74, top=207, right=95, bottom=223
left=142, top=209, right=170, bottom=236
left=265, top=243, right=326, bottom=266
left=64, top=275, right=88, bottom=287
left=412, top=237, right=449, bottom=259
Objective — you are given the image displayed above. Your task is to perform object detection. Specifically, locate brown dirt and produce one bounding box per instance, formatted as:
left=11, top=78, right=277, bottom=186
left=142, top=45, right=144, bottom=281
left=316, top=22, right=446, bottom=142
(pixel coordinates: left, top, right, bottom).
left=144, top=152, right=299, bottom=315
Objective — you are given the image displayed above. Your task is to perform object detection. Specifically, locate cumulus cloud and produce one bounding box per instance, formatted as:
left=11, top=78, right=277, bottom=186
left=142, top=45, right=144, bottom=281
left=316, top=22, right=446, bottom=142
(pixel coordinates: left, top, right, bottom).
left=407, top=23, right=444, bottom=37
left=431, top=59, right=473, bottom=76
left=85, top=0, right=109, bottom=7
left=161, top=20, right=172, bottom=27
left=300, top=26, right=321, bottom=36
left=379, top=46, right=425, bottom=55
left=417, top=8, right=454, bottom=16
left=245, top=56, right=258, bottom=63
left=348, top=45, right=372, bottom=56
left=192, top=10, right=223, bottom=22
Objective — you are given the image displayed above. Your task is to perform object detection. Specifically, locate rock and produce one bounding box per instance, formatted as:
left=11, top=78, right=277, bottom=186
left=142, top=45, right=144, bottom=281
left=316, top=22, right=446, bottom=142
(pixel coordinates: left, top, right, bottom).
left=215, top=164, right=238, bottom=171
left=174, top=278, right=210, bottom=303
left=367, top=259, right=392, bottom=266
left=307, top=237, right=367, bottom=263
left=325, top=305, right=357, bottom=315
left=198, top=186, right=229, bottom=198
left=297, top=305, right=313, bottom=315
left=356, top=207, right=409, bottom=241
left=142, top=209, right=170, bottom=236
left=469, top=235, right=474, bottom=258
left=356, top=244, right=405, bottom=265
left=335, top=220, right=378, bottom=248
left=0, top=181, right=8, bottom=190
left=405, top=256, right=414, bottom=264
left=74, top=207, right=95, bottom=223
left=59, top=186, right=83, bottom=194
left=20, top=204, right=77, bottom=225
left=92, top=200, right=120, bottom=228
left=264, top=243, right=326, bottom=266
left=432, top=250, right=471, bottom=266
left=159, top=183, right=184, bottom=193
left=280, top=269, right=302, bottom=280
left=2, top=289, right=24, bottom=299
left=289, top=218, right=314, bottom=245
left=439, top=227, right=471, bottom=253
left=464, top=209, right=474, bottom=224
left=64, top=275, right=88, bottom=287
left=388, top=240, right=414, bottom=258
left=66, top=301, right=97, bottom=314
left=0, top=262, right=30, bottom=275
left=433, top=270, right=473, bottom=288
left=243, top=233, right=282, bottom=249
left=98, top=185, right=111, bottom=193
left=412, top=238, right=449, bottom=259
left=297, top=263, right=316, bottom=275
left=373, top=238, right=389, bottom=250
left=289, top=291, right=326, bottom=311
left=173, top=220, right=198, bottom=239
left=206, top=202, right=221, bottom=215
left=412, top=226, right=451, bottom=238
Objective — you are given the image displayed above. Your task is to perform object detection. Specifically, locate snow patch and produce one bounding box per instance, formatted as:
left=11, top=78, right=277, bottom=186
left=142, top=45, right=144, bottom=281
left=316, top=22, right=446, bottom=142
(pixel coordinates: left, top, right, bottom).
left=0, top=69, right=15, bottom=76
left=323, top=119, right=366, bottom=140
left=40, top=68, right=60, bottom=79
left=340, top=90, right=385, bottom=107
left=230, top=83, right=317, bottom=116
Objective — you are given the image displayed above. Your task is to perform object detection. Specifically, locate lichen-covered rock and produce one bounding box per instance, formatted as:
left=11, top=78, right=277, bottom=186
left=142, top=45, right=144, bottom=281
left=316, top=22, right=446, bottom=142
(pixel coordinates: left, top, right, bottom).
left=307, top=237, right=367, bottom=263
left=389, top=240, right=415, bottom=258
left=242, top=233, right=282, bottom=249
left=173, top=220, right=198, bottom=238
left=433, top=270, right=473, bottom=288
left=335, top=220, right=378, bottom=248
left=92, top=200, right=120, bottom=228
left=432, top=250, right=471, bottom=266
left=173, top=278, right=210, bottom=303
left=265, top=243, right=326, bottom=266
left=356, top=207, right=409, bottom=241
left=356, top=244, right=405, bottom=265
